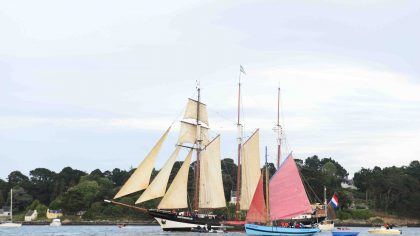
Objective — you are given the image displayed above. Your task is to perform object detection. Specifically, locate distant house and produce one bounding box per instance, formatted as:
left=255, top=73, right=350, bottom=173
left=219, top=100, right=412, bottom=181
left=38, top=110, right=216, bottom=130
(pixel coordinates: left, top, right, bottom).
left=25, top=210, right=38, bottom=222
left=0, top=206, right=10, bottom=217
left=46, top=209, right=63, bottom=219
left=230, top=190, right=237, bottom=204
left=341, top=178, right=357, bottom=190
left=76, top=211, right=86, bottom=216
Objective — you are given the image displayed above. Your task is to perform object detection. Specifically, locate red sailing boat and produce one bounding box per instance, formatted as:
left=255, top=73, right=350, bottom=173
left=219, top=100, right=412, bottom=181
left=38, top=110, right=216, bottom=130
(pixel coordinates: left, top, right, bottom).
left=245, top=150, right=320, bottom=235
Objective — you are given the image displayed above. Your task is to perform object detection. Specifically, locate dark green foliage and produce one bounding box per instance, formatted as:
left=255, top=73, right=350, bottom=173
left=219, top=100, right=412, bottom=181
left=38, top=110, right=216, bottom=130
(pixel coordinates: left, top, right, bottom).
left=0, top=179, right=7, bottom=206
left=7, top=186, right=33, bottom=211
left=61, top=188, right=86, bottom=214
left=8, top=171, right=30, bottom=189
left=353, top=161, right=420, bottom=217
left=109, top=168, right=130, bottom=186
left=0, top=157, right=419, bottom=221
left=36, top=204, right=48, bottom=218
left=337, top=210, right=352, bottom=220
left=338, top=209, right=371, bottom=220
left=221, top=158, right=237, bottom=201
left=296, top=155, right=348, bottom=204
left=350, top=209, right=371, bottom=220
left=26, top=200, right=41, bottom=211
left=28, top=168, right=57, bottom=204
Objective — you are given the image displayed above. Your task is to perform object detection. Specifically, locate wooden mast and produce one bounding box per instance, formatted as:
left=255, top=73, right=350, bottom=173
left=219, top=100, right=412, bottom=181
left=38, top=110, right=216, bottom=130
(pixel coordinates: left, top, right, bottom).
left=265, top=146, right=271, bottom=225
left=235, top=67, right=243, bottom=220
left=324, top=186, right=328, bottom=220
left=10, top=189, right=13, bottom=222
left=276, top=87, right=282, bottom=169
left=193, top=83, right=201, bottom=212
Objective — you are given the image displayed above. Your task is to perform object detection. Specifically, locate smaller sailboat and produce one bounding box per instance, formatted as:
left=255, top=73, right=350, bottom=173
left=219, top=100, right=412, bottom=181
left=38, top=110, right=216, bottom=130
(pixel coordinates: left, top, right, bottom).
left=0, top=189, right=22, bottom=228
left=318, top=188, right=337, bottom=231
left=245, top=148, right=320, bottom=236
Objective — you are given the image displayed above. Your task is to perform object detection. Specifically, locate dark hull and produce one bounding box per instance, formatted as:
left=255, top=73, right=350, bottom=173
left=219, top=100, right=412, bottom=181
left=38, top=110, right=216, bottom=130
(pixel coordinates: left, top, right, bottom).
left=148, top=209, right=223, bottom=231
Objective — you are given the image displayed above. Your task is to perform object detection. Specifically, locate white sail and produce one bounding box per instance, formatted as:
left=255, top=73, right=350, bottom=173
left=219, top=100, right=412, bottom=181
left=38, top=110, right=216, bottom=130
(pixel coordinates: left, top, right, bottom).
left=135, top=146, right=181, bottom=204
left=178, top=121, right=209, bottom=145
left=240, top=129, right=261, bottom=210
left=199, top=135, right=226, bottom=209
left=184, top=98, right=209, bottom=126
left=114, top=126, right=171, bottom=199
left=158, top=149, right=193, bottom=209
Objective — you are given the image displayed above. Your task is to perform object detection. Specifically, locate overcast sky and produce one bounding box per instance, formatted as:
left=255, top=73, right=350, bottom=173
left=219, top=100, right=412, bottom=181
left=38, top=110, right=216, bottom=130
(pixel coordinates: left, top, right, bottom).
left=1, top=0, right=419, bottom=179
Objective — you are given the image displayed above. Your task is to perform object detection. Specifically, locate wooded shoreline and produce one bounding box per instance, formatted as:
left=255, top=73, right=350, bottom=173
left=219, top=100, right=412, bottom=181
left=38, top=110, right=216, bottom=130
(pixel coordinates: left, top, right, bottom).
left=1, top=156, right=419, bottom=223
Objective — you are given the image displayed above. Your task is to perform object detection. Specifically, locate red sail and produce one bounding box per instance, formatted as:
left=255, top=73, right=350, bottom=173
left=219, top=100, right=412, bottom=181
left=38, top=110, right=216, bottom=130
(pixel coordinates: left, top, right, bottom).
left=269, top=153, right=312, bottom=221
left=246, top=173, right=267, bottom=223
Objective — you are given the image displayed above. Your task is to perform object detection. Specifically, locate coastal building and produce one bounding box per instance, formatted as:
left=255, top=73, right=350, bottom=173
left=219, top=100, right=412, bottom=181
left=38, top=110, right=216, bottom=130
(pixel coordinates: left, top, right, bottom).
left=46, top=209, right=63, bottom=219
left=0, top=206, right=10, bottom=217
left=229, top=190, right=237, bottom=204
left=76, top=211, right=86, bottom=218
left=25, top=210, right=38, bottom=222
left=341, top=178, right=357, bottom=190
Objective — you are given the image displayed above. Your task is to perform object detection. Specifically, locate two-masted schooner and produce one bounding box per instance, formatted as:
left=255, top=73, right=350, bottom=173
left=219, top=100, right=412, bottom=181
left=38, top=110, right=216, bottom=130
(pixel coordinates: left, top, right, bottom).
left=107, top=85, right=226, bottom=231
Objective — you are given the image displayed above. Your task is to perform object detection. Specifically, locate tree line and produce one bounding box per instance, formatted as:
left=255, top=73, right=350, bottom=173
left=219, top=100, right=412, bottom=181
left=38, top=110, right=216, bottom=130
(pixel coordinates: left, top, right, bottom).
left=0, top=157, right=419, bottom=220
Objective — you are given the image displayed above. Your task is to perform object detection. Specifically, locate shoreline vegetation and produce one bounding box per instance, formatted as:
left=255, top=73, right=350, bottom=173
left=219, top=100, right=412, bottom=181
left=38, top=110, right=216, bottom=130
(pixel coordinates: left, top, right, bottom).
left=1, top=156, right=419, bottom=226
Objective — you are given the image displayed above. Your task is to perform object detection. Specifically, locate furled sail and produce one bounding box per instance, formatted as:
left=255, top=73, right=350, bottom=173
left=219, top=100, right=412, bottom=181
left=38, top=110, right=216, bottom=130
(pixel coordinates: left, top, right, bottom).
left=269, top=153, right=312, bottom=220
left=199, top=135, right=226, bottom=209
left=114, top=126, right=171, bottom=199
left=158, top=149, right=193, bottom=209
left=135, top=146, right=181, bottom=204
left=240, top=129, right=261, bottom=210
left=246, top=172, right=267, bottom=223
left=178, top=121, right=209, bottom=145
left=184, top=98, right=209, bottom=126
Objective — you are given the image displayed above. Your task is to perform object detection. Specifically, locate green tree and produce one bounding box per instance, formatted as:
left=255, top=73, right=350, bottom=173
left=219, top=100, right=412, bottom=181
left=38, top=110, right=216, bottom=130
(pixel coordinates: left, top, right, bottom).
left=8, top=171, right=30, bottom=189
left=61, top=188, right=85, bottom=214
left=7, top=186, right=33, bottom=211
left=0, top=179, right=7, bottom=206
left=28, top=168, right=57, bottom=204
left=36, top=204, right=48, bottom=218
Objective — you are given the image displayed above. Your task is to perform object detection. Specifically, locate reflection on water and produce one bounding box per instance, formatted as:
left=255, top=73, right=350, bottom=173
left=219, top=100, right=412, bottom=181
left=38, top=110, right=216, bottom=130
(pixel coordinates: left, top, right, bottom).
left=0, top=226, right=419, bottom=236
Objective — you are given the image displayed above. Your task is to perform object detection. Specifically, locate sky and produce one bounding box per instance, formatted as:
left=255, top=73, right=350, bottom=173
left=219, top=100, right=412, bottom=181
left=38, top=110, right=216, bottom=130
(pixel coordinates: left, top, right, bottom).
left=1, top=0, right=419, bottom=179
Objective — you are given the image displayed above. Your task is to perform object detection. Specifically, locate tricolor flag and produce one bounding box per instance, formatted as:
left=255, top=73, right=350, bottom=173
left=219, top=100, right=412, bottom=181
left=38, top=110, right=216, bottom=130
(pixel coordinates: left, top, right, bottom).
left=329, top=194, right=339, bottom=208
left=240, top=65, right=246, bottom=75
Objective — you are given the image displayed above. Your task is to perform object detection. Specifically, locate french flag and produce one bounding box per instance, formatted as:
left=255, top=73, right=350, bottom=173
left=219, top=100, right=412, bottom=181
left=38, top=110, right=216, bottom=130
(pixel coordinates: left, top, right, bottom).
left=330, top=194, right=339, bottom=208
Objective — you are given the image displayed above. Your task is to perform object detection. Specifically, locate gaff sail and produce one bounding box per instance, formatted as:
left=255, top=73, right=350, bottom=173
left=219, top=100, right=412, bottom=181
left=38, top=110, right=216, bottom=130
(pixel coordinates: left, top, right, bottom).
left=199, top=135, right=226, bottom=209
left=269, top=153, right=312, bottom=220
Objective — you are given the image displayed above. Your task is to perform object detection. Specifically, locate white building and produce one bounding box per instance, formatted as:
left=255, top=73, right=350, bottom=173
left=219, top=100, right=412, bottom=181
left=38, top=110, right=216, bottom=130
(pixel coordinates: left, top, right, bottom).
left=0, top=207, right=10, bottom=217
left=25, top=210, right=38, bottom=222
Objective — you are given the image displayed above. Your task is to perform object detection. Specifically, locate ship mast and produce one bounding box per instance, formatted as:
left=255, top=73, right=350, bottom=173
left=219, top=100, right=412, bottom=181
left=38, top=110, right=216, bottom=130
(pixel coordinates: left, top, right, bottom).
left=10, top=189, right=13, bottom=222
left=235, top=67, right=243, bottom=220
left=276, top=87, right=282, bottom=169
left=265, top=146, right=271, bottom=225
left=324, top=186, right=328, bottom=220
left=194, top=83, right=202, bottom=212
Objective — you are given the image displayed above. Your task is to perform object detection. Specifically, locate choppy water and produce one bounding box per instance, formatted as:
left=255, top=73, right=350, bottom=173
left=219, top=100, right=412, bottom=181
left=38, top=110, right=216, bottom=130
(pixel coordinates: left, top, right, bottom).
left=0, top=226, right=419, bottom=236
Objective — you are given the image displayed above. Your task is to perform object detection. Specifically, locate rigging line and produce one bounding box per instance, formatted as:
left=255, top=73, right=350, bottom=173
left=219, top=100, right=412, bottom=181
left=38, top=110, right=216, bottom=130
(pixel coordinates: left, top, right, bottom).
left=299, top=170, right=322, bottom=203
left=208, top=107, right=236, bottom=123
left=298, top=169, right=315, bottom=203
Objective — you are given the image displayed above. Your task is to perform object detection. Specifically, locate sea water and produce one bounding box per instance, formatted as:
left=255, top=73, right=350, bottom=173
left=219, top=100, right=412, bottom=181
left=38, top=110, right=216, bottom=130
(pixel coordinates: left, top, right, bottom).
left=0, top=226, right=419, bottom=236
